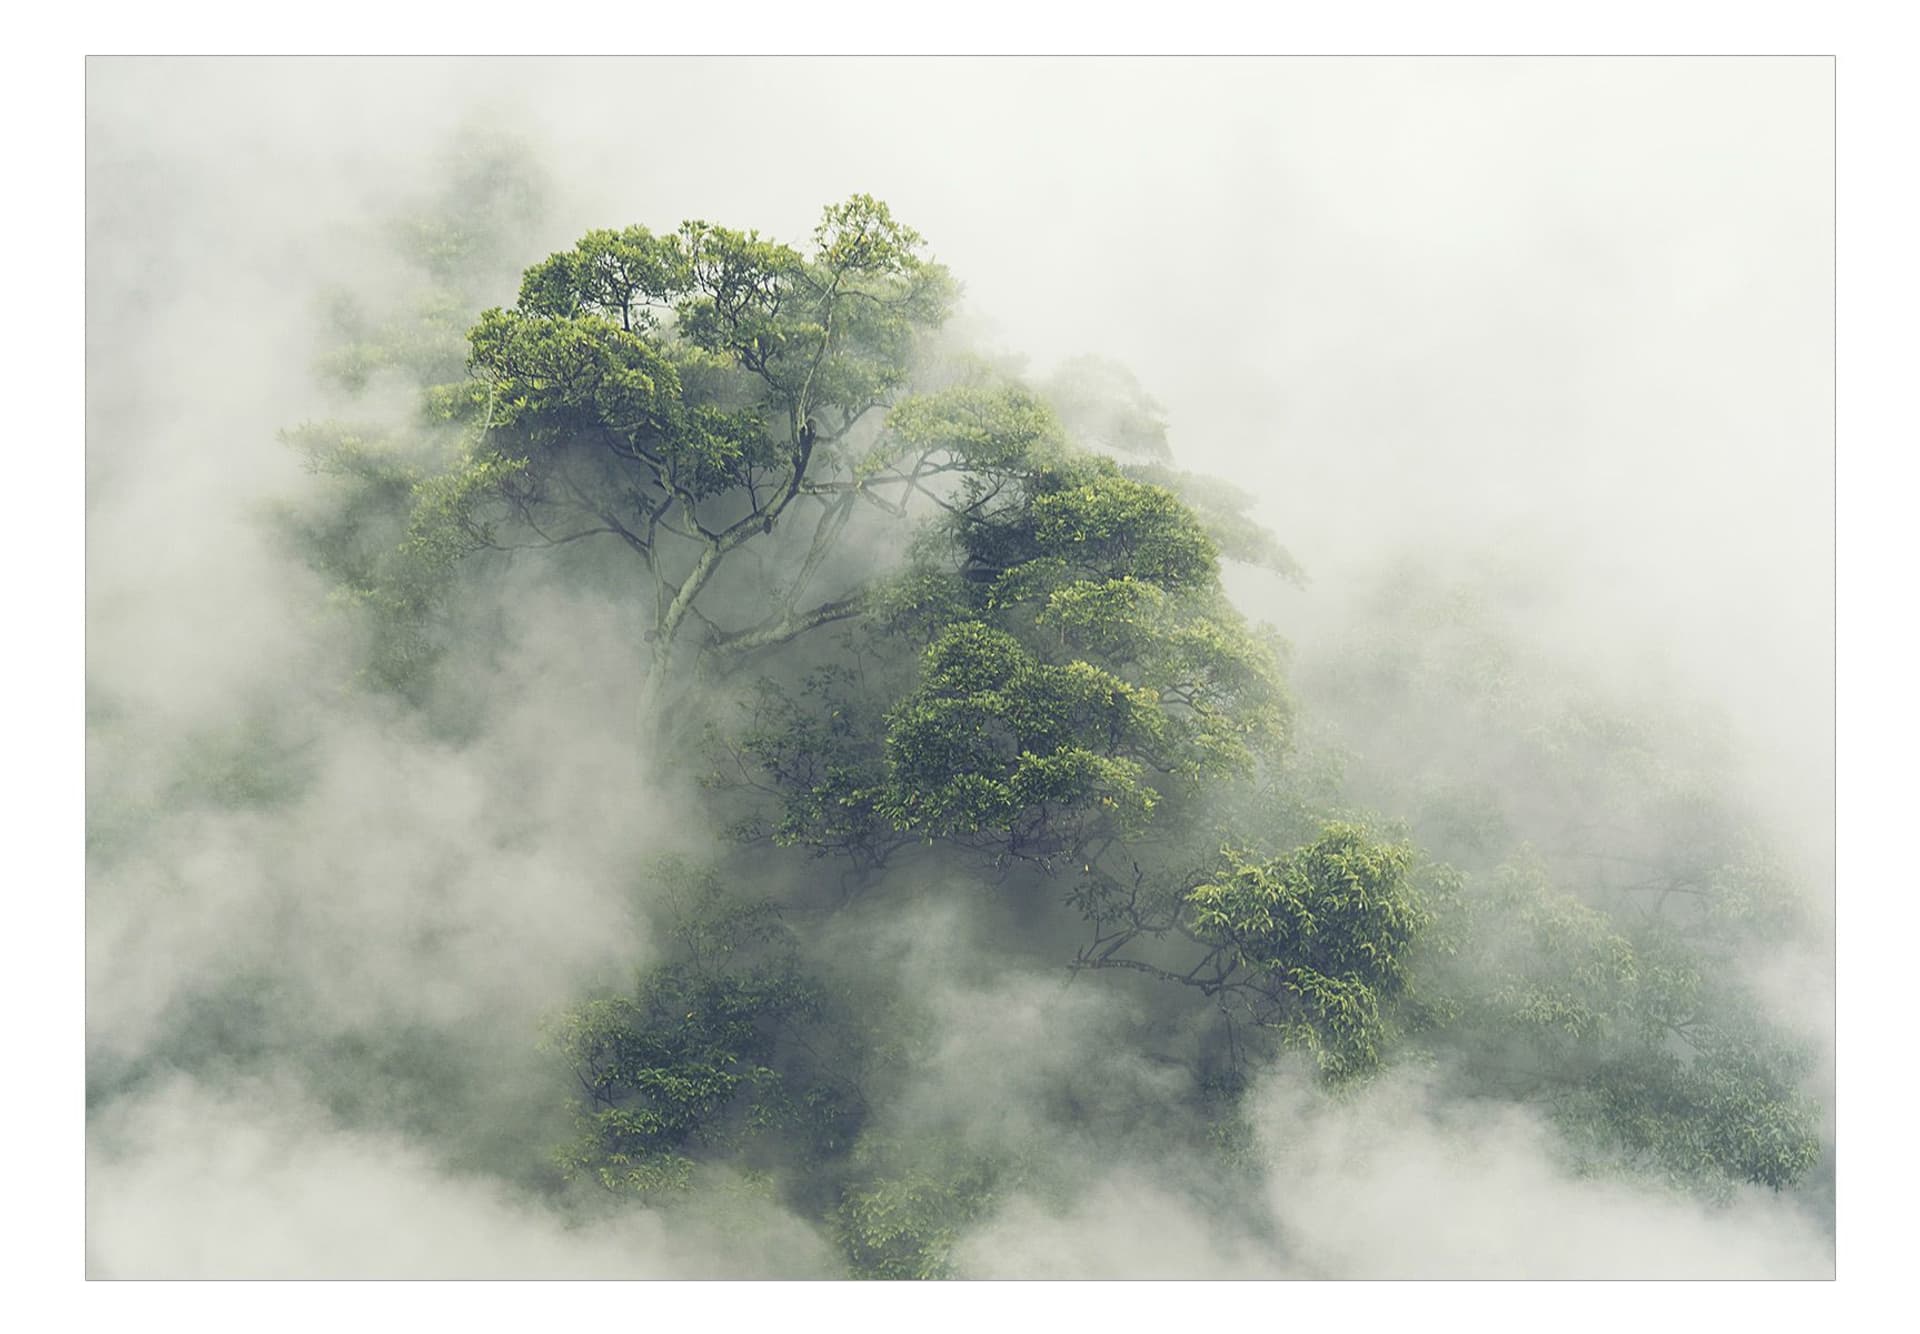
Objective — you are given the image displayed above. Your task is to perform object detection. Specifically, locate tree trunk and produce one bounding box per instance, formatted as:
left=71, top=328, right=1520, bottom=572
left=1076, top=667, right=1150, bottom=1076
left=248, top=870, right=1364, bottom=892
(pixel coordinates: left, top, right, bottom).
left=635, top=541, right=724, bottom=740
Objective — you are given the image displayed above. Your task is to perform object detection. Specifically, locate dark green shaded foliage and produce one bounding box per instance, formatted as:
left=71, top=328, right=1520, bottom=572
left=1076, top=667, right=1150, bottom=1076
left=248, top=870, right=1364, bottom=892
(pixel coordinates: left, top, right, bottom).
left=545, top=862, right=853, bottom=1195
left=833, top=1152, right=1002, bottom=1279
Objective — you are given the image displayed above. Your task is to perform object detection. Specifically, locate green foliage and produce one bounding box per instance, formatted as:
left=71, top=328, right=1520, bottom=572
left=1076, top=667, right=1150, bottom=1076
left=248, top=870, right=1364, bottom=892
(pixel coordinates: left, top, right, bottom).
left=722, top=663, right=901, bottom=864
left=882, top=384, right=1070, bottom=473
left=516, top=225, right=692, bottom=329
left=272, top=175, right=1827, bottom=1260
left=402, top=445, right=531, bottom=570
left=1417, top=840, right=1821, bottom=1193
left=1123, top=462, right=1306, bottom=583
left=736, top=400, right=1293, bottom=879
left=544, top=862, right=844, bottom=1195
left=493, top=192, right=950, bottom=441
left=1465, top=863, right=1641, bottom=1047
left=1185, top=824, right=1427, bottom=1077
left=1027, top=469, right=1219, bottom=589
left=1571, top=1044, right=1821, bottom=1193
left=289, top=190, right=957, bottom=720
left=833, top=1160, right=1000, bottom=1279
left=275, top=422, right=465, bottom=698
left=1285, top=564, right=1826, bottom=1192
left=878, top=622, right=1160, bottom=847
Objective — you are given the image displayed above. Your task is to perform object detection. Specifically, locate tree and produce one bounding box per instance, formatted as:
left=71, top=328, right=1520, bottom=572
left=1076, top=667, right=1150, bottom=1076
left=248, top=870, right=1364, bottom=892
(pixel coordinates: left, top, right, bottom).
left=1290, top=561, right=1825, bottom=1193
left=288, top=181, right=1826, bottom=1276
left=399, top=195, right=953, bottom=730
left=542, top=859, right=855, bottom=1195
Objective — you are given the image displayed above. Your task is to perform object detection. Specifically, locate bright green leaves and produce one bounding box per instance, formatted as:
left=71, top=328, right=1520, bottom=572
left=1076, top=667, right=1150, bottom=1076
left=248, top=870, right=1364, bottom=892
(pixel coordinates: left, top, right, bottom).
left=879, top=624, right=1160, bottom=846
left=666, top=197, right=951, bottom=415
left=402, top=446, right=529, bottom=572
left=812, top=194, right=925, bottom=276
left=739, top=457, right=1293, bottom=859
left=673, top=221, right=809, bottom=377
left=316, top=194, right=955, bottom=721
left=939, top=457, right=1226, bottom=606
left=467, top=305, right=675, bottom=427
left=796, top=195, right=955, bottom=412
left=510, top=212, right=898, bottom=441
left=741, top=596, right=1257, bottom=864
left=1033, top=576, right=1168, bottom=659
left=1026, top=468, right=1219, bottom=589
left=465, top=301, right=777, bottom=502
left=1034, top=578, right=1290, bottom=779
left=516, top=225, right=691, bottom=329
left=1185, top=825, right=1427, bottom=1077
left=882, top=385, right=1069, bottom=474
left=1124, top=463, right=1306, bottom=584
left=917, top=620, right=1030, bottom=696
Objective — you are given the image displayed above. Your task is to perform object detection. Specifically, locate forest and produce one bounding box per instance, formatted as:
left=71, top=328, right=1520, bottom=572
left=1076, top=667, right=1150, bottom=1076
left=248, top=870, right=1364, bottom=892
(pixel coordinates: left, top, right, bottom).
left=85, top=69, right=1835, bottom=1280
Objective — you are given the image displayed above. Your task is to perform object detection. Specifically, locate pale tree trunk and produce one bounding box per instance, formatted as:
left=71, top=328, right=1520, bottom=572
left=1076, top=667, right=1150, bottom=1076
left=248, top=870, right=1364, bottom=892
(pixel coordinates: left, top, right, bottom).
left=633, top=639, right=674, bottom=742
left=635, top=541, right=724, bottom=740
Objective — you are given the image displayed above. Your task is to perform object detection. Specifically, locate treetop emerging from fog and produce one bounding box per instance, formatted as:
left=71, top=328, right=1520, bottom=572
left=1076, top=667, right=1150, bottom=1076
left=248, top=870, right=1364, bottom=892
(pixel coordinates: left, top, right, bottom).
left=263, top=156, right=1824, bottom=1276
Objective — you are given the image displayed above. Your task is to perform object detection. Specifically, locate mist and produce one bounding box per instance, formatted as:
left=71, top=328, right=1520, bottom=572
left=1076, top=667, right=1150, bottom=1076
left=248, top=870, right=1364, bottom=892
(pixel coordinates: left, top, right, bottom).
left=85, top=56, right=1833, bottom=1279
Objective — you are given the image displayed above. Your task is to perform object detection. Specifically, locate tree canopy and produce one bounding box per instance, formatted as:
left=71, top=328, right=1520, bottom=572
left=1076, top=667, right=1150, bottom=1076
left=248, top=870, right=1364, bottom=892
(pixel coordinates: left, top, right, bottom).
left=280, top=171, right=1827, bottom=1276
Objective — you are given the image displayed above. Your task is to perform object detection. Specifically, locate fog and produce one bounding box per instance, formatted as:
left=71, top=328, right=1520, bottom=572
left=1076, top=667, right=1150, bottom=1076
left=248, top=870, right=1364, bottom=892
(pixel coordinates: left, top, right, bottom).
left=86, top=57, right=1833, bottom=1279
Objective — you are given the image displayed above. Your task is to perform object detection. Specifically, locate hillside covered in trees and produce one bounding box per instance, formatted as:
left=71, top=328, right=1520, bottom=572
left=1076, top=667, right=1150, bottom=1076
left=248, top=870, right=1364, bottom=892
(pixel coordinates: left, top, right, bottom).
left=86, top=110, right=1834, bottom=1279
